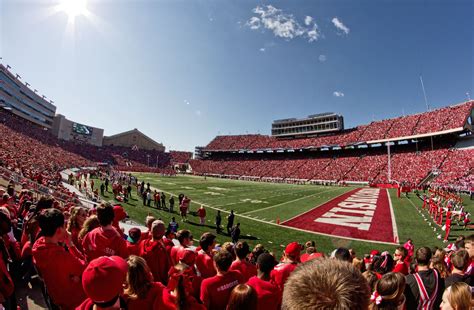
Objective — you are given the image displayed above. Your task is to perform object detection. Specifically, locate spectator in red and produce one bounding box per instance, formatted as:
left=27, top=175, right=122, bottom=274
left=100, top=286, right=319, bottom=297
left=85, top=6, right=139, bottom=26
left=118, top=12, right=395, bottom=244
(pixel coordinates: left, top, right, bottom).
left=139, top=220, right=170, bottom=284
left=141, top=215, right=156, bottom=240
left=126, top=227, right=141, bottom=257
left=180, top=196, right=190, bottom=222
left=168, top=248, right=202, bottom=301
left=82, top=203, right=129, bottom=261
left=197, top=206, right=206, bottom=225
left=230, top=241, right=257, bottom=282
left=246, top=253, right=281, bottom=310
left=165, top=260, right=206, bottom=310
left=196, top=232, right=217, bottom=279
left=392, top=246, right=409, bottom=275
left=112, top=204, right=128, bottom=233
left=300, top=241, right=323, bottom=262
left=67, top=206, right=87, bottom=251
left=163, top=229, right=176, bottom=256
left=270, top=242, right=300, bottom=290
left=170, top=229, right=193, bottom=266
left=123, top=255, right=174, bottom=310
left=0, top=211, right=15, bottom=308
left=369, top=272, right=406, bottom=309
left=200, top=250, right=244, bottom=310
left=77, top=215, right=100, bottom=246
left=403, top=238, right=414, bottom=261
left=32, top=208, right=86, bottom=309
left=77, top=256, right=128, bottom=309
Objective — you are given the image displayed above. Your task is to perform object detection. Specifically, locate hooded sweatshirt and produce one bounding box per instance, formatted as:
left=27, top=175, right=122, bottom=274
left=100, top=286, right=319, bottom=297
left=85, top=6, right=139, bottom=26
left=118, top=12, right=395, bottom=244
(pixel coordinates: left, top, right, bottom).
left=247, top=276, right=281, bottom=310
left=139, top=238, right=170, bottom=284
left=32, top=237, right=86, bottom=310
left=82, top=226, right=129, bottom=261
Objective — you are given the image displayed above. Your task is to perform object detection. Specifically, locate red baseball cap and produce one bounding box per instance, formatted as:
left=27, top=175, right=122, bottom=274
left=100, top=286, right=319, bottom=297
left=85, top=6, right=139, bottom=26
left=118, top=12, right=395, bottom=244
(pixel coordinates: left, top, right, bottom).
left=370, top=250, right=380, bottom=257
left=285, top=242, right=301, bottom=257
left=178, top=248, right=196, bottom=266
left=82, top=256, right=128, bottom=303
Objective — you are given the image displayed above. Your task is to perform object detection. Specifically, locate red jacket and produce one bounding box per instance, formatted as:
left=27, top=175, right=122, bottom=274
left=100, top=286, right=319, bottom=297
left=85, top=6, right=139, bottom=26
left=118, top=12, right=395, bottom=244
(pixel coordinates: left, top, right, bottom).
left=139, top=238, right=170, bottom=284
left=32, top=237, right=86, bottom=310
left=270, top=262, right=298, bottom=290
left=82, top=226, right=129, bottom=261
left=124, top=282, right=175, bottom=310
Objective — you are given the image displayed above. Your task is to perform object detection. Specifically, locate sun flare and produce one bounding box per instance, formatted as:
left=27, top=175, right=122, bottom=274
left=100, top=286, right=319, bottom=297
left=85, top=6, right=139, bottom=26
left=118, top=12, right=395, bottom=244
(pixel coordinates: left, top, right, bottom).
left=58, top=0, right=88, bottom=22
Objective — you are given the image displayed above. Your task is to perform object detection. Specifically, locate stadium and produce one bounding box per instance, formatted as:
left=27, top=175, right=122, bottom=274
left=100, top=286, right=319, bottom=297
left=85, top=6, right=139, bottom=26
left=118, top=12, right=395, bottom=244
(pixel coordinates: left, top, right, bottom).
left=1, top=1, right=473, bottom=309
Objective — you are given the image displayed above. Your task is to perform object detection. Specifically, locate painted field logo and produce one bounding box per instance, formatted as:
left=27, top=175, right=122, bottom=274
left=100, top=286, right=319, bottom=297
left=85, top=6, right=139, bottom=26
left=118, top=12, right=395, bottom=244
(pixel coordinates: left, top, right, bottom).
left=315, top=188, right=380, bottom=231
left=282, top=188, right=398, bottom=244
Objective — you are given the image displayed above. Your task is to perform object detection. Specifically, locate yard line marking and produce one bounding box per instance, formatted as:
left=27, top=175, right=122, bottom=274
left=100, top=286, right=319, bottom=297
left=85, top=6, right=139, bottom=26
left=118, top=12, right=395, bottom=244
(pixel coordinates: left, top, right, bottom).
left=241, top=187, right=342, bottom=215
left=387, top=189, right=400, bottom=243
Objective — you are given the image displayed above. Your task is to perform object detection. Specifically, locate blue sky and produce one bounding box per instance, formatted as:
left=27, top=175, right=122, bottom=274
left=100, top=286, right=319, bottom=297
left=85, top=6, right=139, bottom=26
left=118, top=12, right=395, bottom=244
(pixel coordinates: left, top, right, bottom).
left=1, top=0, right=472, bottom=151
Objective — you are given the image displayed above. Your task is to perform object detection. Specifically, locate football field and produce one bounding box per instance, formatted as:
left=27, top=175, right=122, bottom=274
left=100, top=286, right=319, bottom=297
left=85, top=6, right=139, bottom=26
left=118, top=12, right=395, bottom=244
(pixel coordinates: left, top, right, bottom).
left=98, top=174, right=474, bottom=255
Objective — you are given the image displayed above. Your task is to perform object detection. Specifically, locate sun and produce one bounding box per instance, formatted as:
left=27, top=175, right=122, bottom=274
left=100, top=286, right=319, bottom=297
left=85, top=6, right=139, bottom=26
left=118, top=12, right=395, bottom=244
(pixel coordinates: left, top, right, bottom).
left=58, top=0, right=88, bottom=22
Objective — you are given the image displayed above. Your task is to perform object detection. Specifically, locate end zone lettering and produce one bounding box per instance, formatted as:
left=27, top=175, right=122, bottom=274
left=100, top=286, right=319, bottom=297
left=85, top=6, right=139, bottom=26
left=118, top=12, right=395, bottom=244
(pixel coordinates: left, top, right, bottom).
left=315, top=188, right=380, bottom=231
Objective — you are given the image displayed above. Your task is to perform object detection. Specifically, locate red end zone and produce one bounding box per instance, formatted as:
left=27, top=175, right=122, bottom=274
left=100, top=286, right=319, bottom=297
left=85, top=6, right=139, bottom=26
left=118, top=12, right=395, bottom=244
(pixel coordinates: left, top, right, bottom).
left=281, top=188, right=397, bottom=244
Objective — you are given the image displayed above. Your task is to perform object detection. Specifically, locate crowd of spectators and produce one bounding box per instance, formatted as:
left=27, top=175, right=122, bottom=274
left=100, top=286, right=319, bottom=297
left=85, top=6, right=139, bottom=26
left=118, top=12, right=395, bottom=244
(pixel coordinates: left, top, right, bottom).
left=203, top=101, right=473, bottom=152
left=0, top=189, right=473, bottom=309
left=190, top=145, right=473, bottom=187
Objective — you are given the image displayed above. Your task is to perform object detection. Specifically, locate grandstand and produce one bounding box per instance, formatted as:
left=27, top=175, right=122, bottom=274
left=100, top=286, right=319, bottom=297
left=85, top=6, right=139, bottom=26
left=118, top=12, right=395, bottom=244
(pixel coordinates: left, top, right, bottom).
left=190, top=101, right=474, bottom=190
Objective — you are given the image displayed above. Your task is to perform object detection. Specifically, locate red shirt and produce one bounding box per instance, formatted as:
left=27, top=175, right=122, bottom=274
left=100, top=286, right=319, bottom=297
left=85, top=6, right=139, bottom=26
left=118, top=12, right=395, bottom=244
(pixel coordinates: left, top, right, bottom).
left=270, top=262, right=298, bottom=290
left=229, top=259, right=257, bottom=282
left=200, top=270, right=244, bottom=310
left=392, top=261, right=409, bottom=275
left=247, top=276, right=281, bottom=310
left=196, top=249, right=217, bottom=279
left=300, top=252, right=323, bottom=263
left=82, top=226, right=129, bottom=261
left=32, top=237, right=86, bottom=309
left=170, top=245, right=184, bottom=266
left=139, top=238, right=170, bottom=284
left=197, top=208, right=206, bottom=218
left=162, top=288, right=206, bottom=310
left=126, top=241, right=141, bottom=257
left=124, top=282, right=175, bottom=310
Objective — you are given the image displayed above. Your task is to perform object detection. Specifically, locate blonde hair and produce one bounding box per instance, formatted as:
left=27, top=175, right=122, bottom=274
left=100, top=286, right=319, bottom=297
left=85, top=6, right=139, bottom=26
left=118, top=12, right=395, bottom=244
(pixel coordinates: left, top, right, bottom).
left=447, top=282, right=471, bottom=310
left=282, top=258, right=370, bottom=309
left=124, top=255, right=153, bottom=300
left=78, top=215, right=100, bottom=240
left=67, top=207, right=87, bottom=232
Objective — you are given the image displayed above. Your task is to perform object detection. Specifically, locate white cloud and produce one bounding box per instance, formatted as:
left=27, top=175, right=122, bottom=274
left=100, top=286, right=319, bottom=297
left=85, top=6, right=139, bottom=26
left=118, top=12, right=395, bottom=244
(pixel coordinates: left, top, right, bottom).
left=318, top=54, right=327, bottom=62
left=184, top=100, right=190, bottom=105
left=259, top=48, right=265, bottom=52
left=247, top=16, right=261, bottom=30
left=333, top=91, right=345, bottom=97
left=247, top=5, right=321, bottom=43
left=331, top=17, right=349, bottom=35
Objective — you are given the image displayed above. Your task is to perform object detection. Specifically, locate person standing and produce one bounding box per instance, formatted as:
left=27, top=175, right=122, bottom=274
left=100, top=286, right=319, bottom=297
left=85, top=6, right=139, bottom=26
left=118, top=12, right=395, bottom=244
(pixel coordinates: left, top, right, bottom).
left=215, top=211, right=222, bottom=234
left=161, top=192, right=166, bottom=209
left=105, top=177, right=109, bottom=192
left=169, top=196, right=175, bottom=213
left=168, top=217, right=179, bottom=233
left=197, top=206, right=206, bottom=225
left=227, top=210, right=235, bottom=235
left=231, top=223, right=241, bottom=244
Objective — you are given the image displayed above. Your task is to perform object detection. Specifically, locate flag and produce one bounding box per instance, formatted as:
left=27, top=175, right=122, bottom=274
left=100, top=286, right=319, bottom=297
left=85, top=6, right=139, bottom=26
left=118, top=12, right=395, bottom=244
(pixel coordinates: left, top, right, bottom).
left=6, top=65, right=11, bottom=69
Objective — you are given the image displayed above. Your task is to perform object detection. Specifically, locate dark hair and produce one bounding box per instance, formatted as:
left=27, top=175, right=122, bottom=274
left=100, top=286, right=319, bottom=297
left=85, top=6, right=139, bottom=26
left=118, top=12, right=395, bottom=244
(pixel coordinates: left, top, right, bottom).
left=451, top=249, right=470, bottom=271
left=395, top=246, right=407, bottom=260
left=372, top=254, right=394, bottom=275
left=36, top=196, right=54, bottom=212
left=415, top=247, right=432, bottom=266
left=199, top=232, right=216, bottom=251
left=176, top=230, right=192, bottom=244
left=38, top=208, right=65, bottom=237
left=335, top=247, right=351, bottom=262
left=234, top=242, right=250, bottom=260
left=97, top=203, right=115, bottom=226
left=214, top=250, right=233, bottom=272
left=227, top=284, right=257, bottom=310
left=256, top=253, right=276, bottom=274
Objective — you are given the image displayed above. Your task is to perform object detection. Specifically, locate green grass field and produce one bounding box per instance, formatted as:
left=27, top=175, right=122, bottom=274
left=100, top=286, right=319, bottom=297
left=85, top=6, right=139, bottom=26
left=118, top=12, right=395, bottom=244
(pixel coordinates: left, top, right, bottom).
left=95, top=174, right=474, bottom=256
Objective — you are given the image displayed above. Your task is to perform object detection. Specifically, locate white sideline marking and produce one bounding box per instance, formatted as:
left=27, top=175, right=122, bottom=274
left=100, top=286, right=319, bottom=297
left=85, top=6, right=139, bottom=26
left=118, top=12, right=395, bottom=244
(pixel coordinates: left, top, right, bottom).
left=242, top=187, right=341, bottom=215
left=387, top=189, right=400, bottom=243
